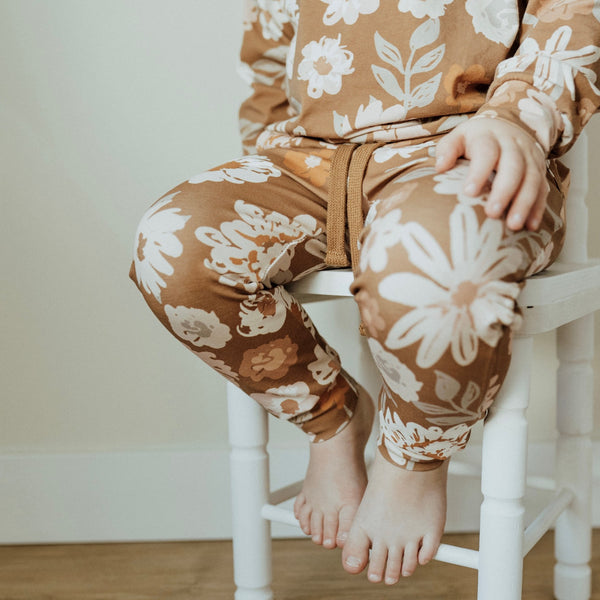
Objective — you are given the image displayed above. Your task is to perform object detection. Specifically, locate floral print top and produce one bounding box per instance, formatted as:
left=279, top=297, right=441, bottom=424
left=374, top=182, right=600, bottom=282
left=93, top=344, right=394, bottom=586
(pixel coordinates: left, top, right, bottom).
left=239, top=0, right=600, bottom=159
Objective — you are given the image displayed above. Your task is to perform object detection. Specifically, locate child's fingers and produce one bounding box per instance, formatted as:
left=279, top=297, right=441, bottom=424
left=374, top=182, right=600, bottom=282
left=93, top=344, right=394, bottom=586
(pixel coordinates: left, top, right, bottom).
left=504, top=156, right=545, bottom=230
left=484, top=141, right=525, bottom=218
left=462, top=134, right=500, bottom=196
left=525, top=179, right=550, bottom=231
left=434, top=130, right=464, bottom=172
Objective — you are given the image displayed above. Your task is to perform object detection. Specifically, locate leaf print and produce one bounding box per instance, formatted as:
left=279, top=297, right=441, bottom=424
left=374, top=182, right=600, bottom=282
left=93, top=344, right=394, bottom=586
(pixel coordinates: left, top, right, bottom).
left=372, top=28, right=444, bottom=115
left=409, top=18, right=440, bottom=51
left=372, top=65, right=405, bottom=101
left=368, top=339, right=423, bottom=402
left=189, top=156, right=281, bottom=185
left=413, top=45, right=445, bottom=73
left=411, top=73, right=442, bottom=108
left=193, top=351, right=239, bottom=383
left=433, top=369, right=460, bottom=402
left=320, top=0, right=379, bottom=25
left=297, top=35, right=354, bottom=99
left=164, top=304, right=232, bottom=349
left=495, top=25, right=600, bottom=101
left=133, top=193, right=191, bottom=304
left=374, top=31, right=404, bottom=73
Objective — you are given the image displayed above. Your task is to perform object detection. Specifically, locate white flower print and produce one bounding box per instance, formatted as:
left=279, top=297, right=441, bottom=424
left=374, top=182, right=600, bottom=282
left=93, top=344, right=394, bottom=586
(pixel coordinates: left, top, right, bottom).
left=164, top=304, right=232, bottom=349
left=297, top=35, right=354, bottom=99
left=251, top=381, right=319, bottom=419
left=360, top=207, right=405, bottom=273
left=379, top=204, right=524, bottom=368
left=308, top=345, right=340, bottom=386
left=465, top=0, right=518, bottom=47
left=397, top=0, right=453, bottom=19
left=368, top=339, right=423, bottom=402
left=195, top=200, right=325, bottom=293
left=334, top=96, right=407, bottom=138
left=189, top=156, right=281, bottom=185
left=517, top=88, right=559, bottom=152
left=379, top=405, right=471, bottom=467
left=243, top=0, right=259, bottom=30
left=495, top=26, right=600, bottom=101
left=133, top=193, right=190, bottom=304
left=321, top=0, right=379, bottom=25
left=258, top=0, right=291, bottom=41
left=595, top=4, right=600, bottom=22
left=193, top=350, right=239, bottom=383
left=432, top=159, right=491, bottom=207
left=373, top=140, right=435, bottom=162
left=237, top=287, right=290, bottom=337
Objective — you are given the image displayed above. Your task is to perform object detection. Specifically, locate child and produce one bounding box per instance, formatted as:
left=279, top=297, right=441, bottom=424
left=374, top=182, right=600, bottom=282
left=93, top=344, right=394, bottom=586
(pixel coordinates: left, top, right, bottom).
left=129, top=0, right=599, bottom=586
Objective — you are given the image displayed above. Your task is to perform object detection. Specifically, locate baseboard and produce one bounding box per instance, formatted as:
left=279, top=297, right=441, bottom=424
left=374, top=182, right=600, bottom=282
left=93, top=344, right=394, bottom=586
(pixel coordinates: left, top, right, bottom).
left=0, top=441, right=598, bottom=544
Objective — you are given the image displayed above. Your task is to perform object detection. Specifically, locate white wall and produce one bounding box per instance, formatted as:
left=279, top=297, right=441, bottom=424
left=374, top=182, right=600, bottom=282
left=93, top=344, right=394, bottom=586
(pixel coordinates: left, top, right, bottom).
left=1, top=1, right=599, bottom=541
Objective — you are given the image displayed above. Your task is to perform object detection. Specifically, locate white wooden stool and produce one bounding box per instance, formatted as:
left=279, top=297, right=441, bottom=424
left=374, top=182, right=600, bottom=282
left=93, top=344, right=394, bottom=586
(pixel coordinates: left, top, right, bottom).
left=227, top=131, right=600, bottom=600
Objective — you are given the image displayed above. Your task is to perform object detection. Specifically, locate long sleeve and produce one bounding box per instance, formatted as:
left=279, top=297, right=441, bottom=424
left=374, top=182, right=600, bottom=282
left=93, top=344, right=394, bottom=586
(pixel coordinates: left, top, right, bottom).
left=474, top=1, right=600, bottom=158
left=238, top=0, right=294, bottom=155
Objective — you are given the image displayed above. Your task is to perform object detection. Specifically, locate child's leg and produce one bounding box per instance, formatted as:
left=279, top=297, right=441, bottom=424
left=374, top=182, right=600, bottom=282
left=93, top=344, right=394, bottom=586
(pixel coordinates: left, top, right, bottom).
left=342, top=141, right=567, bottom=583
left=128, top=148, right=373, bottom=547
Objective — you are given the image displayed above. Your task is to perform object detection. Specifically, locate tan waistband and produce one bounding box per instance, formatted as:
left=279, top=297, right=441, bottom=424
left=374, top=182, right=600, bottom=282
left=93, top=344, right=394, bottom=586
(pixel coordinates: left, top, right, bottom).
left=324, top=141, right=385, bottom=336
left=324, top=142, right=385, bottom=275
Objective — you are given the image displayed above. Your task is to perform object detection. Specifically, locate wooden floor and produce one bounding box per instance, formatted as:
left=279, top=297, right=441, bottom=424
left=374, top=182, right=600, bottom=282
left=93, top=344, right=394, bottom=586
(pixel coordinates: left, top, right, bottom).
left=0, top=531, right=598, bottom=599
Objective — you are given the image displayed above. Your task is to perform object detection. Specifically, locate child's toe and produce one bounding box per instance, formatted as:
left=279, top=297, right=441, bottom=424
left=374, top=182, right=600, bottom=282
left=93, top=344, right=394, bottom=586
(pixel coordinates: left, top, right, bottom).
left=384, top=547, right=402, bottom=585
left=401, top=541, right=419, bottom=576
left=418, top=532, right=440, bottom=565
left=310, top=510, right=324, bottom=544
left=298, top=504, right=312, bottom=536
left=336, top=504, right=356, bottom=547
left=322, top=512, right=338, bottom=549
left=367, top=543, right=387, bottom=583
left=342, top=527, right=370, bottom=574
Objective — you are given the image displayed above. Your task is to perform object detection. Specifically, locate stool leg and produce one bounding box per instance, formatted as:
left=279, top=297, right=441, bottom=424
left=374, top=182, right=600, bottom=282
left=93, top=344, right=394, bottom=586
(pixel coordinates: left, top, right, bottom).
left=478, top=334, right=532, bottom=600
left=554, top=315, right=593, bottom=600
left=228, top=383, right=273, bottom=600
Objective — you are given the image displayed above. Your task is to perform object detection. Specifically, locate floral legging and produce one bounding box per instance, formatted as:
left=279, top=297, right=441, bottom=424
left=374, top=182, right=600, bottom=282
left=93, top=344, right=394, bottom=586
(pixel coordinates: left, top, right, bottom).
left=129, top=134, right=568, bottom=471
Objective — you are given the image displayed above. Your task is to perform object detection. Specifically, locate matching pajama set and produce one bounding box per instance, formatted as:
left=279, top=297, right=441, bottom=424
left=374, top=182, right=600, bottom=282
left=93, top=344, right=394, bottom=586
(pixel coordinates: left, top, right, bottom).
left=129, top=0, right=600, bottom=471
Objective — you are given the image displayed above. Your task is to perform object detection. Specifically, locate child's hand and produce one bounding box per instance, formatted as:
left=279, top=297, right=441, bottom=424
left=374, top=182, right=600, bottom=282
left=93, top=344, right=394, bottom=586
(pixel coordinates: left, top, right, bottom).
left=434, top=117, right=549, bottom=232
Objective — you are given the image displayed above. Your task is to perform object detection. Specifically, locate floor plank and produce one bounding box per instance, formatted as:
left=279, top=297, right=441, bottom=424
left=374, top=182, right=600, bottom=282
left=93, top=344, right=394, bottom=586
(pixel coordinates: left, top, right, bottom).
left=0, top=531, right=598, bottom=599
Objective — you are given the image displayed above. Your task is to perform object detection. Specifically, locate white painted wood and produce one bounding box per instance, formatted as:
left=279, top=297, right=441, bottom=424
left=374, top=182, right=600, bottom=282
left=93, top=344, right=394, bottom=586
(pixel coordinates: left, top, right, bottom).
left=477, top=335, right=532, bottom=600
left=554, top=315, right=594, bottom=600
left=228, top=384, right=273, bottom=600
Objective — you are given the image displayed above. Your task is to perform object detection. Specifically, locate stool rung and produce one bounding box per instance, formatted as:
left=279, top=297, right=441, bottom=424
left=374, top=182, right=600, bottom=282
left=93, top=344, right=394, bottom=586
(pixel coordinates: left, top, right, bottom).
left=269, top=480, right=304, bottom=505
left=523, top=487, right=574, bottom=556
left=261, top=504, right=480, bottom=570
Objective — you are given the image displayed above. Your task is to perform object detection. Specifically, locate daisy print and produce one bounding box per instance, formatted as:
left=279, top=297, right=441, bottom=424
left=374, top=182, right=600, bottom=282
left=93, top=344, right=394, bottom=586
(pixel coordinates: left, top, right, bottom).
left=379, top=204, right=524, bottom=368
left=133, top=193, right=190, bottom=304
left=189, top=156, right=281, bottom=185
left=320, top=0, right=379, bottom=25
left=297, top=35, right=354, bottom=99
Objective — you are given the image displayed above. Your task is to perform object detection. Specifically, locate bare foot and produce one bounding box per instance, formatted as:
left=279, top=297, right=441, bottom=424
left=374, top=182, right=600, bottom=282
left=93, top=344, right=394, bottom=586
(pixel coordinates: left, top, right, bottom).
left=293, top=382, right=374, bottom=550
left=342, top=452, right=448, bottom=584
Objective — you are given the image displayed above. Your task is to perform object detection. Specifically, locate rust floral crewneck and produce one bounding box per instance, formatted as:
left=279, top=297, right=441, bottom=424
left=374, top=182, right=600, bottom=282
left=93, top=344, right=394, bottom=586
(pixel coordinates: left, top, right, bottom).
left=239, top=0, right=600, bottom=158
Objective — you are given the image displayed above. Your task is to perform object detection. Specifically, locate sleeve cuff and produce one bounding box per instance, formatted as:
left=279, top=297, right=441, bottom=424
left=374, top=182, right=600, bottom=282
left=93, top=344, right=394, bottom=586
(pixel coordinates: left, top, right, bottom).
left=474, top=80, right=563, bottom=157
